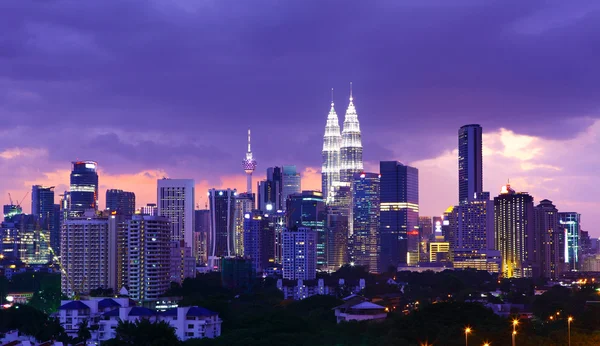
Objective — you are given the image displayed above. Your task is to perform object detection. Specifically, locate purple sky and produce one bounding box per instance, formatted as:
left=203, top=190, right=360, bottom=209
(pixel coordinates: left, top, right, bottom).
left=1, top=1, right=599, bottom=235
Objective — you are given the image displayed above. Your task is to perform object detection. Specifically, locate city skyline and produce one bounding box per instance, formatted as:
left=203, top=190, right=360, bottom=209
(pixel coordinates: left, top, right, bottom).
left=1, top=1, right=598, bottom=235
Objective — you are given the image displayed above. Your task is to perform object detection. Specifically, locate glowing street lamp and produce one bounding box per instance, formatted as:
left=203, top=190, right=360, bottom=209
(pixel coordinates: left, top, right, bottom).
left=568, top=316, right=573, bottom=346
left=511, top=319, right=519, bottom=346
left=464, top=327, right=472, bottom=346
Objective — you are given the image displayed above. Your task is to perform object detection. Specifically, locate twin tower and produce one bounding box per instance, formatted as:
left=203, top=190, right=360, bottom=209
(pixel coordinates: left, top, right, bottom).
left=321, top=83, right=363, bottom=203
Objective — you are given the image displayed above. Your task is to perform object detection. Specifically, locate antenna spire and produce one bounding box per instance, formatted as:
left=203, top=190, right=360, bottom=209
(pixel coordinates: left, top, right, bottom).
left=349, top=82, right=353, bottom=101
left=247, top=128, right=251, bottom=153
left=331, top=88, right=334, bottom=106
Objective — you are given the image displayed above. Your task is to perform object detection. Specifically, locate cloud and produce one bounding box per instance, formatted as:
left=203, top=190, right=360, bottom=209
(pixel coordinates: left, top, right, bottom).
left=0, top=147, right=47, bottom=160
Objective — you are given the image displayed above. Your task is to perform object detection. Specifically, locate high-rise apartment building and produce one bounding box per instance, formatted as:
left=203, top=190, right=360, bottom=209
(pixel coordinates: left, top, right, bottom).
left=322, top=92, right=342, bottom=204
left=339, top=84, right=363, bottom=184
left=61, top=211, right=115, bottom=296
left=286, top=191, right=327, bottom=268
left=126, top=215, right=171, bottom=301
left=234, top=192, right=255, bottom=256
left=494, top=184, right=535, bottom=278
left=282, top=227, right=317, bottom=280
left=194, top=209, right=210, bottom=264
left=140, top=203, right=157, bottom=216
left=170, top=240, right=196, bottom=284
left=157, top=178, right=195, bottom=253
left=258, top=167, right=282, bottom=212
left=379, top=161, right=419, bottom=272
left=351, top=173, right=380, bottom=272
left=558, top=212, right=581, bottom=271
left=31, top=185, right=60, bottom=256
left=243, top=210, right=275, bottom=274
left=458, top=125, right=483, bottom=205
left=69, top=161, right=99, bottom=217
left=326, top=208, right=349, bottom=271
left=208, top=189, right=236, bottom=269
left=449, top=192, right=494, bottom=251
left=106, top=189, right=136, bottom=217
left=281, top=165, right=301, bottom=208
left=534, top=199, right=564, bottom=279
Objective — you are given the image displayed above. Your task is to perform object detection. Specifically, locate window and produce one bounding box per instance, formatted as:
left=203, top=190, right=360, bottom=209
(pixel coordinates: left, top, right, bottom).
left=188, top=324, right=194, bottom=329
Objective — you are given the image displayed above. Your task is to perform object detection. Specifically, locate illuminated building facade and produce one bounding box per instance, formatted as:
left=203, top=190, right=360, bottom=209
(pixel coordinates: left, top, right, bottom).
left=243, top=210, right=275, bottom=274
left=449, top=192, right=494, bottom=252
left=234, top=192, right=254, bottom=256
left=458, top=124, right=483, bottom=205
left=286, top=191, right=326, bottom=268
left=351, top=173, right=380, bottom=272
left=452, top=249, right=501, bottom=273
left=0, top=214, right=50, bottom=264
left=69, top=161, right=99, bottom=217
left=208, top=189, right=236, bottom=269
left=32, top=185, right=60, bottom=256
left=258, top=167, right=282, bottom=212
left=157, top=178, right=195, bottom=254
left=558, top=212, right=581, bottom=271
left=340, top=84, right=363, bottom=184
left=494, top=185, right=535, bottom=278
left=429, top=242, right=450, bottom=262
left=194, top=209, right=210, bottom=264
left=282, top=227, right=317, bottom=280
left=378, top=161, right=419, bottom=272
left=534, top=199, right=565, bottom=279
left=106, top=189, right=136, bottom=217
left=321, top=92, right=341, bottom=203
left=326, top=207, right=349, bottom=271
left=242, top=129, right=257, bottom=194
left=281, top=165, right=301, bottom=208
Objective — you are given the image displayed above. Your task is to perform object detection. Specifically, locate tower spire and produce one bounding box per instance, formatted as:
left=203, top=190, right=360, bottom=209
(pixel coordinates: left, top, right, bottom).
left=247, top=128, right=251, bottom=153
left=350, top=82, right=353, bottom=102
left=242, top=128, right=257, bottom=194
left=322, top=89, right=341, bottom=204
left=331, top=88, right=334, bottom=106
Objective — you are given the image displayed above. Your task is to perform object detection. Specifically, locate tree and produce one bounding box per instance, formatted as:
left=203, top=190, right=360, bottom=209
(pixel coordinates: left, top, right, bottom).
left=76, top=318, right=92, bottom=344
left=107, top=319, right=180, bottom=346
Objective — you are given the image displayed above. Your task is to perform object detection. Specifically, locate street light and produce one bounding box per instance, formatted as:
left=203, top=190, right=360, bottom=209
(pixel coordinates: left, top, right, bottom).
left=511, top=319, right=519, bottom=346
left=465, top=327, right=472, bottom=346
left=568, top=316, right=573, bottom=346
left=483, top=343, right=490, bottom=346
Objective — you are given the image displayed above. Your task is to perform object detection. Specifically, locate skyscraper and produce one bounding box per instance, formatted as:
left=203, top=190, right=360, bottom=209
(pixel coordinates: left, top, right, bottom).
left=243, top=210, right=275, bottom=274
left=326, top=208, right=349, bottom=271
left=494, top=184, right=535, bottom=278
left=418, top=216, right=433, bottom=243
left=257, top=167, right=282, bottom=212
left=321, top=90, right=341, bottom=204
left=558, top=212, right=581, bottom=271
left=286, top=191, right=327, bottom=268
left=281, top=165, right=301, bottom=207
left=126, top=215, right=171, bottom=301
left=31, top=185, right=60, bottom=256
left=379, top=161, right=419, bottom=272
left=157, top=178, right=195, bottom=253
left=534, top=199, right=564, bottom=279
left=458, top=125, right=483, bottom=205
left=195, top=209, right=210, bottom=264
left=340, top=83, right=363, bottom=183
left=234, top=192, right=254, bottom=256
left=106, top=189, right=136, bottom=217
left=282, top=227, right=317, bottom=280
left=69, top=161, right=99, bottom=217
left=208, top=189, right=236, bottom=269
left=351, top=172, right=380, bottom=272
left=449, top=192, right=494, bottom=251
left=242, top=129, right=257, bottom=194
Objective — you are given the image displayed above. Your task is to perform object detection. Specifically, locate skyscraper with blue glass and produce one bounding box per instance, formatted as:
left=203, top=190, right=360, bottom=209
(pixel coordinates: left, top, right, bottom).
left=378, top=161, right=419, bottom=272
left=558, top=212, right=581, bottom=271
left=69, top=161, right=99, bottom=217
left=458, top=124, right=483, bottom=205
left=352, top=172, right=380, bottom=272
left=286, top=191, right=327, bottom=268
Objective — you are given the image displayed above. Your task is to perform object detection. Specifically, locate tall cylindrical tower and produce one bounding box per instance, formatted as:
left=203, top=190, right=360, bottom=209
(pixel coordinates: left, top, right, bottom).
left=242, top=129, right=257, bottom=193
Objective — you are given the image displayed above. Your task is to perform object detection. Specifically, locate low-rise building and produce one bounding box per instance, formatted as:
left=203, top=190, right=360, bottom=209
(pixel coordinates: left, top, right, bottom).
left=276, top=278, right=365, bottom=300
left=333, top=296, right=387, bottom=324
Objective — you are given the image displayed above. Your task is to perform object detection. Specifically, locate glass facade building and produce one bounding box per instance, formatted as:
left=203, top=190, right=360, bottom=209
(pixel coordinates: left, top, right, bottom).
left=31, top=185, right=60, bottom=256
left=281, top=165, right=301, bottom=208
left=69, top=161, right=99, bottom=217
left=534, top=199, right=564, bottom=279
left=106, top=189, right=136, bottom=217
left=351, top=172, right=380, bottom=272
left=208, top=189, right=236, bottom=269
left=558, top=212, right=581, bottom=271
left=378, top=161, right=419, bottom=272
left=286, top=191, right=326, bottom=268
left=458, top=124, right=483, bottom=205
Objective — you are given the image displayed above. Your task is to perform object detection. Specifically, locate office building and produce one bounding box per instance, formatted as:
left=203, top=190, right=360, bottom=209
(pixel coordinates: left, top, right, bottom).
left=257, top=167, right=282, bottom=212
left=282, top=227, right=317, bottom=280
left=452, top=249, right=502, bottom=273
left=494, top=184, right=535, bottom=278
left=0, top=214, right=50, bottom=264
left=429, top=242, right=450, bottom=262
left=170, top=240, right=196, bottom=283
left=242, top=129, right=258, bottom=194
left=69, top=161, right=99, bottom=217
left=243, top=210, right=275, bottom=274
left=3, top=205, right=22, bottom=221
left=340, top=84, right=363, bottom=183
left=234, top=192, right=254, bottom=256
left=31, top=185, right=60, bottom=256
left=351, top=173, right=380, bottom=272
left=126, top=215, right=171, bottom=301
left=281, top=165, right=301, bottom=207
left=208, top=189, right=236, bottom=269
left=106, top=189, right=136, bottom=217
left=326, top=208, right=349, bottom=271
left=558, top=212, right=581, bottom=271
left=140, top=203, right=157, bottom=216
left=267, top=210, right=286, bottom=264
left=195, top=209, right=210, bottom=264
left=286, top=191, right=327, bottom=268
left=418, top=216, right=433, bottom=243
left=534, top=199, right=564, bottom=279
left=378, top=161, right=419, bottom=272
left=458, top=124, right=483, bottom=205
left=157, top=178, right=195, bottom=253
left=61, top=211, right=114, bottom=296
left=322, top=92, right=342, bottom=204
left=449, top=192, right=494, bottom=252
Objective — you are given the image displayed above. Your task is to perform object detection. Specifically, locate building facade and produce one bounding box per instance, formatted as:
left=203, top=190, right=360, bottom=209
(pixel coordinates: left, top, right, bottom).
left=234, top=192, right=255, bottom=256
left=257, top=167, right=282, bottom=212
left=494, top=185, right=535, bottom=278
left=282, top=227, right=317, bottom=280
left=31, top=185, right=60, bottom=256
left=326, top=208, right=349, bottom=271
left=208, top=189, right=236, bottom=269
left=322, top=95, right=342, bottom=204
left=458, top=124, right=483, bottom=205
left=558, top=212, right=581, bottom=271
left=69, top=161, right=99, bottom=217
left=339, top=86, right=363, bottom=184
left=243, top=210, right=275, bottom=274
left=286, top=191, right=327, bottom=268
left=281, top=165, right=301, bottom=207
left=157, top=178, right=195, bottom=254
left=379, top=161, right=419, bottom=272
left=195, top=209, right=210, bottom=264
left=351, top=173, right=380, bottom=272
left=449, top=192, right=494, bottom=252
left=106, top=189, right=136, bottom=217
left=533, top=200, right=564, bottom=279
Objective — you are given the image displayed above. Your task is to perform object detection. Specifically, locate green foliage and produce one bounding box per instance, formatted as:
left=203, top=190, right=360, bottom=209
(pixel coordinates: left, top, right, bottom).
left=105, top=319, right=180, bottom=346
left=0, top=304, right=68, bottom=343
left=27, top=273, right=62, bottom=313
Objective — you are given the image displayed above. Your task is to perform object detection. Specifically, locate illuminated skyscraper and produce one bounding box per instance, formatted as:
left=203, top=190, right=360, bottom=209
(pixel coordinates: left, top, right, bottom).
left=534, top=199, right=564, bottom=279
left=243, top=210, right=275, bottom=274
left=157, top=178, right=195, bottom=252
left=458, top=125, right=483, bottom=205
left=326, top=207, right=349, bottom=271
left=351, top=173, right=380, bottom=272
left=449, top=192, right=494, bottom=251
left=69, top=161, right=99, bottom=217
left=558, top=212, right=581, bottom=271
left=208, top=189, right=236, bottom=269
left=258, top=167, right=282, bottom=212
left=32, top=185, right=60, bottom=255
left=234, top=192, right=254, bottom=256
left=242, top=129, right=257, bottom=194
left=321, top=90, right=341, bottom=203
left=379, top=161, right=419, bottom=272
left=281, top=165, right=301, bottom=207
left=106, top=189, right=136, bottom=217
left=286, top=191, right=326, bottom=268
left=340, top=83, right=363, bottom=183
left=494, top=184, right=535, bottom=278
